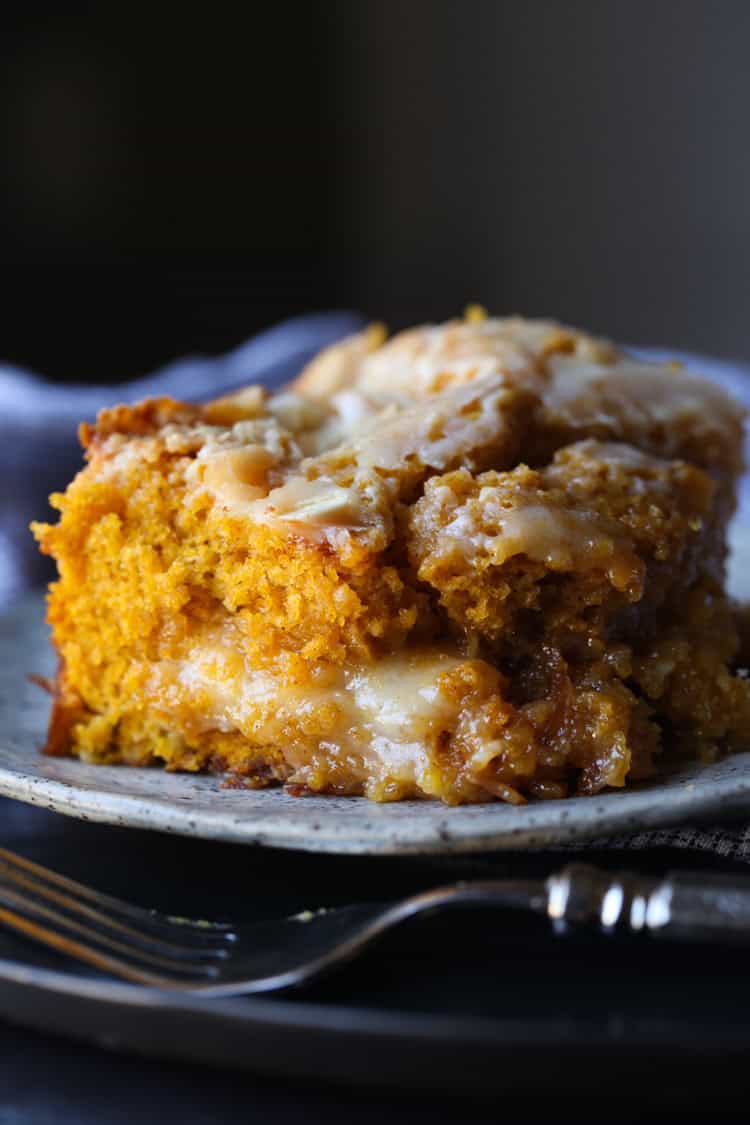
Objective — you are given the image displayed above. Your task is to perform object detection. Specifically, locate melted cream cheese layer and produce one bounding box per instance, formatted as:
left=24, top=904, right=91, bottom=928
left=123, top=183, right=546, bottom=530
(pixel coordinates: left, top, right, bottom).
left=146, top=646, right=484, bottom=796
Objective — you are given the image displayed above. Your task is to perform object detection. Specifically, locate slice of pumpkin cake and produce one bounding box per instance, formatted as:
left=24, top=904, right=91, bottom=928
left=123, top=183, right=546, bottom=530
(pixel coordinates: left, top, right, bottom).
left=32, top=313, right=750, bottom=803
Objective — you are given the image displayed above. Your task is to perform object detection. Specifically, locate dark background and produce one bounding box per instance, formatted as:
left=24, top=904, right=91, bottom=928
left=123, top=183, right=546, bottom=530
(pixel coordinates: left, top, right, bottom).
left=2, top=1, right=749, bottom=379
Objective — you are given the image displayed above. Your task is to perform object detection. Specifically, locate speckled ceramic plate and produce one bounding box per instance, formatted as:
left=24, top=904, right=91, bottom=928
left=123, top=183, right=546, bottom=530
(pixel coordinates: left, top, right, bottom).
left=2, top=523, right=750, bottom=855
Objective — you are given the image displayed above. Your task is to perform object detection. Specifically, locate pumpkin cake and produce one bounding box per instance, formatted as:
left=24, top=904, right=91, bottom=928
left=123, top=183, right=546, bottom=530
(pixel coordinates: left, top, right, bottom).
left=31, top=313, right=750, bottom=804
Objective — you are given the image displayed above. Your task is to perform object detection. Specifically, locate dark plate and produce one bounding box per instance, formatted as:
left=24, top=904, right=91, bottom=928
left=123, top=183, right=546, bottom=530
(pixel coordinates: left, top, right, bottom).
left=1, top=797, right=750, bottom=1098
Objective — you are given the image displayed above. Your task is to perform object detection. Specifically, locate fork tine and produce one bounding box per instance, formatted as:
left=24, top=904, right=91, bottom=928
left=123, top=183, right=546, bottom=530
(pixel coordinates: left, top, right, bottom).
left=0, top=864, right=229, bottom=963
left=0, top=896, right=191, bottom=989
left=0, top=879, right=219, bottom=981
left=0, top=848, right=236, bottom=943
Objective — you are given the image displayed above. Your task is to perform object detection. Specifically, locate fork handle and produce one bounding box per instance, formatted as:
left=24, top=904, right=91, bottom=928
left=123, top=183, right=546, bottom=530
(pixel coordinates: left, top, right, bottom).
left=546, top=863, right=750, bottom=944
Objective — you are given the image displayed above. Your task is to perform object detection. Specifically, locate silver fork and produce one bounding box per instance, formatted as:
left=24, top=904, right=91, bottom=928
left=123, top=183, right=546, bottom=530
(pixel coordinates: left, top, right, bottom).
left=2, top=848, right=750, bottom=997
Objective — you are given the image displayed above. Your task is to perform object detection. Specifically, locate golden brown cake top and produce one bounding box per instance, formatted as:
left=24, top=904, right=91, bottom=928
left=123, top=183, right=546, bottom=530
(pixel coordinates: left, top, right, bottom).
left=80, top=313, right=744, bottom=563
